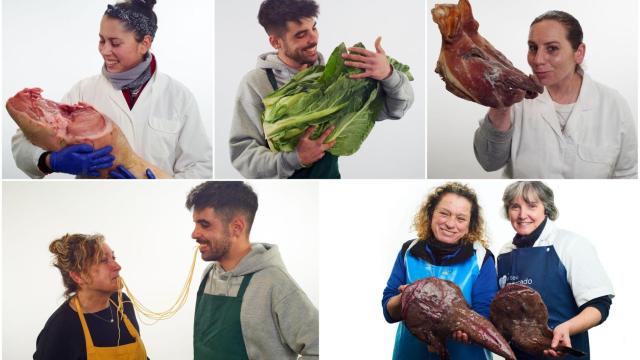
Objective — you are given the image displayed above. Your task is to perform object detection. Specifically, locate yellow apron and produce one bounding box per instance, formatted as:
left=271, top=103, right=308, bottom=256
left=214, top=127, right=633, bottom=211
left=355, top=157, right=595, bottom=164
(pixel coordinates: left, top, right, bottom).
left=73, top=297, right=147, bottom=360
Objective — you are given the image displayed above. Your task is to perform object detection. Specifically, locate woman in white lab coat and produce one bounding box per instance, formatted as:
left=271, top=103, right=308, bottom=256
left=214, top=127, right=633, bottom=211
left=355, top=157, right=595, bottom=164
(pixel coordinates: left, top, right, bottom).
left=12, top=0, right=212, bottom=179
left=473, top=11, right=637, bottom=179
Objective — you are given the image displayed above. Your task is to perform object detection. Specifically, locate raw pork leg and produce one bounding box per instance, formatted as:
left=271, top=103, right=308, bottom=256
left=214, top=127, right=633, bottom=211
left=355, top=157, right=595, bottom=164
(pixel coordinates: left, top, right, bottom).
left=6, top=88, right=170, bottom=178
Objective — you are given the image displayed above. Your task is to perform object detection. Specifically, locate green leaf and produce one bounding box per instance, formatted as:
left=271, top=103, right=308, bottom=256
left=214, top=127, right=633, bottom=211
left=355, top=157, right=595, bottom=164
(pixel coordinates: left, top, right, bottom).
left=261, top=42, right=412, bottom=156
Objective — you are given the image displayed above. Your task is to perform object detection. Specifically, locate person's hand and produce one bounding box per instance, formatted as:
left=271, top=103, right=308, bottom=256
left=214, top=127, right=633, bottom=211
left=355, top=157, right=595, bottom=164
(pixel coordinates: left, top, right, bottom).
left=342, top=36, right=393, bottom=80
left=543, top=322, right=571, bottom=357
left=386, top=284, right=409, bottom=321
left=295, top=126, right=336, bottom=167
left=109, top=165, right=156, bottom=179
left=487, top=107, right=512, bottom=132
left=49, top=144, right=114, bottom=177
left=452, top=330, right=470, bottom=344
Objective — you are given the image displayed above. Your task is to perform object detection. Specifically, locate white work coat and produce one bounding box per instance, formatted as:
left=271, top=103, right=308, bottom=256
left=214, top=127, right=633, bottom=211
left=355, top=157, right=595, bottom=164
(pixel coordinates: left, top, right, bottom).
left=12, top=71, right=212, bottom=179
left=498, top=220, right=614, bottom=307
left=474, top=73, right=637, bottom=178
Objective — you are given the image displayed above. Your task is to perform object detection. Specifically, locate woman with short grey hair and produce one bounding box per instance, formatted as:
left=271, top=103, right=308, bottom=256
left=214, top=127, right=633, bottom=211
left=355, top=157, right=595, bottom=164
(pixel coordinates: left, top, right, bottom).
left=501, top=181, right=558, bottom=220
left=496, top=181, right=613, bottom=359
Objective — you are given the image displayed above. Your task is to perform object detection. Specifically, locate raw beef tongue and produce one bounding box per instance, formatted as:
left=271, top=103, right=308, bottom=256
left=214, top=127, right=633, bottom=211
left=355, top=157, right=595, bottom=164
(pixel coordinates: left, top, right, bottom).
left=6, top=88, right=170, bottom=178
left=490, top=283, right=587, bottom=357
left=401, top=277, right=516, bottom=360
left=431, top=0, right=543, bottom=108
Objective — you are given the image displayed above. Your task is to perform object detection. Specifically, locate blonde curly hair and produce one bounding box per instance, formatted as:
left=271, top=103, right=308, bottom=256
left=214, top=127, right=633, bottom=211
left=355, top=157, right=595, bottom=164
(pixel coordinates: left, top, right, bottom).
left=49, top=233, right=105, bottom=298
left=413, top=182, right=489, bottom=248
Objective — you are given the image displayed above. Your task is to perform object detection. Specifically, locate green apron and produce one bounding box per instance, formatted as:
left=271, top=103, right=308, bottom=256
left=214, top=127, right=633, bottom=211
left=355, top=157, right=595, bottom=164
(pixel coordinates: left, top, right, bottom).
left=265, top=69, right=341, bottom=179
left=194, top=270, right=254, bottom=360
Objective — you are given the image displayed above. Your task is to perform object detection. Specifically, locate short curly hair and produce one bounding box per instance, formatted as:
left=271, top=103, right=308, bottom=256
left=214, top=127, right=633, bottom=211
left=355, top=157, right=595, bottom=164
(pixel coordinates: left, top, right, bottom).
left=413, top=182, right=488, bottom=248
left=49, top=233, right=105, bottom=299
left=258, top=0, right=319, bottom=36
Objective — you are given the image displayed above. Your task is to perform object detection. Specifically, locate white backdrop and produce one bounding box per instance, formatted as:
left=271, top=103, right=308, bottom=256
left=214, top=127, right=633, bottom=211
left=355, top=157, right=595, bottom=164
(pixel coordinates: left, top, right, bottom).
left=427, top=0, right=639, bottom=178
left=2, top=180, right=319, bottom=359
left=2, top=0, right=213, bottom=179
left=320, top=179, right=639, bottom=359
left=215, top=0, right=425, bottom=179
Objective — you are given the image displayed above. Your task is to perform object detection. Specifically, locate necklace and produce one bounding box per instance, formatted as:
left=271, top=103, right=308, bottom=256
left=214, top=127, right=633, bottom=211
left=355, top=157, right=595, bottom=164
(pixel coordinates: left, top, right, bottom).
left=90, top=304, right=115, bottom=323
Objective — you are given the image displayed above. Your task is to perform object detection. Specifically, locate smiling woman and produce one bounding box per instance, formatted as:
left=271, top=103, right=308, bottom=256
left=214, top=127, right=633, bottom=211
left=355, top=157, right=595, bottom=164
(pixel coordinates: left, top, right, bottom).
left=382, top=182, right=499, bottom=360
left=430, top=193, right=473, bottom=244
left=99, top=16, right=153, bottom=74
left=503, top=181, right=556, bottom=236
left=497, top=181, right=614, bottom=359
left=473, top=9, right=637, bottom=179
left=33, top=233, right=148, bottom=360
left=10, top=0, right=212, bottom=179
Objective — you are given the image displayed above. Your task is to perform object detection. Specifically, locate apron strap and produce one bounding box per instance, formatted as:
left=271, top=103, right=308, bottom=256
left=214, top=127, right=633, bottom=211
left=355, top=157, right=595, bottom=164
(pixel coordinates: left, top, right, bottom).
left=120, top=311, right=141, bottom=340
left=236, top=273, right=254, bottom=298
left=265, top=69, right=278, bottom=91
left=73, top=297, right=96, bottom=350
left=196, top=265, right=213, bottom=296
left=74, top=297, right=142, bottom=349
left=197, top=265, right=255, bottom=298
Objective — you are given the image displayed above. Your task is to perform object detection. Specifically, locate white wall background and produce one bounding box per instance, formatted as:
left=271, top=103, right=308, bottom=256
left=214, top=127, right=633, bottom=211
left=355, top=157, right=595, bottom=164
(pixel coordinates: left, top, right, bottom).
left=427, top=0, right=639, bottom=178
left=215, top=0, right=425, bottom=179
left=320, top=179, right=639, bottom=359
left=2, top=180, right=319, bottom=359
left=2, top=0, right=213, bottom=179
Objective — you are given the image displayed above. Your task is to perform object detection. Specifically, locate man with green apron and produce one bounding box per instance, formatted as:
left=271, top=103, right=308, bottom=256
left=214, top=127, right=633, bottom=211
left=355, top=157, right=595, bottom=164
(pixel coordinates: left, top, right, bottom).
left=229, top=0, right=414, bottom=179
left=187, top=181, right=319, bottom=359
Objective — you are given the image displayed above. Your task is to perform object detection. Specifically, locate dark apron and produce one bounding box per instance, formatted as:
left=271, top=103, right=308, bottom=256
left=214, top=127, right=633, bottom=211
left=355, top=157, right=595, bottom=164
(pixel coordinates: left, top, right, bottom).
left=497, top=246, right=589, bottom=360
left=265, top=68, right=340, bottom=179
left=194, top=270, right=254, bottom=360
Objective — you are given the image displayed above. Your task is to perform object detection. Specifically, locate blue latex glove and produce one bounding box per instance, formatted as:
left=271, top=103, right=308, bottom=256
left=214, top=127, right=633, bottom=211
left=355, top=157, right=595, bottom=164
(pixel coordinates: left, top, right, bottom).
left=49, top=144, right=114, bottom=177
left=109, top=165, right=156, bottom=179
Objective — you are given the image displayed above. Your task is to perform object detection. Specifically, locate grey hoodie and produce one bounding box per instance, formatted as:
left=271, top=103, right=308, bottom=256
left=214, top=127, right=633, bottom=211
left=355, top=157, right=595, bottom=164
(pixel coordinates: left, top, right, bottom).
left=201, top=243, right=318, bottom=359
left=229, top=51, right=414, bottom=178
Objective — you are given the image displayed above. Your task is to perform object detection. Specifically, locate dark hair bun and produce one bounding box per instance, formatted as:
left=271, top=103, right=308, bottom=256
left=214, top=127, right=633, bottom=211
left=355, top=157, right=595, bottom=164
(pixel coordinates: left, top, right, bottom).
left=131, top=0, right=156, bottom=10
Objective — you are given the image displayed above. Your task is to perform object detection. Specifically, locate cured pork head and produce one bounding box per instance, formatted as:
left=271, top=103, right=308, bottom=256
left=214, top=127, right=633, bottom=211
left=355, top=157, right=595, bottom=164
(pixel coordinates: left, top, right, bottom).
left=401, top=277, right=516, bottom=360
left=431, top=0, right=543, bottom=108
left=6, top=88, right=169, bottom=178
left=490, top=283, right=587, bottom=357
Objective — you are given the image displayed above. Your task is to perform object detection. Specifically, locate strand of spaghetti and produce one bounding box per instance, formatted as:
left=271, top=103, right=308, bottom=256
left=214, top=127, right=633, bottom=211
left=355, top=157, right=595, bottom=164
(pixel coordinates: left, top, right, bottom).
left=113, top=247, right=199, bottom=324
left=123, top=247, right=197, bottom=319
left=117, top=247, right=198, bottom=322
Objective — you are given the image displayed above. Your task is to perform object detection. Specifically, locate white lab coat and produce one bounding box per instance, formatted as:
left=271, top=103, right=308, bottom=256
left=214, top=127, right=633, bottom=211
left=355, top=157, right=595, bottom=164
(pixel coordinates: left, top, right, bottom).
left=12, top=71, right=212, bottom=179
left=474, top=73, right=637, bottom=178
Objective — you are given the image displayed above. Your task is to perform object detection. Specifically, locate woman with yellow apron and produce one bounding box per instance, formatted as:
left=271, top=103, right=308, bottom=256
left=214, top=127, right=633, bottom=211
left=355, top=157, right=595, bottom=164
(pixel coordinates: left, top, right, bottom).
left=34, top=234, right=147, bottom=360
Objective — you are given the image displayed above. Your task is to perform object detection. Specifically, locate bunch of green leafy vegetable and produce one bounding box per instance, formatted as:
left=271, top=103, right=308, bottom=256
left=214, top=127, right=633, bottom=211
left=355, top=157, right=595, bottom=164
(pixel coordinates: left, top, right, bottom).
left=261, top=42, right=413, bottom=156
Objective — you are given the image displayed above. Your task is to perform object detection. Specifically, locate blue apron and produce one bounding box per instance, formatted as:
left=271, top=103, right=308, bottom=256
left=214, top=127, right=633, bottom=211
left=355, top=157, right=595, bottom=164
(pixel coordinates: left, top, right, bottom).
left=497, top=245, right=589, bottom=360
left=393, top=242, right=491, bottom=360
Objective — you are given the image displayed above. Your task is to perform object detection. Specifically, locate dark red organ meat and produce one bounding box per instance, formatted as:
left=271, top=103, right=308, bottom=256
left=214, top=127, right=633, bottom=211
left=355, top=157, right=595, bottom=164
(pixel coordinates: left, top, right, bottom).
left=401, top=277, right=515, bottom=360
left=431, top=0, right=543, bottom=108
left=490, top=283, right=587, bottom=357
left=6, top=88, right=169, bottom=178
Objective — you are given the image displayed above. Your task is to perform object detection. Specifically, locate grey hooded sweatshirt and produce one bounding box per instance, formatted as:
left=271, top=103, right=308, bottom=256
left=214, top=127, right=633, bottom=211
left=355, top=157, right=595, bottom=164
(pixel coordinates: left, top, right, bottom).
left=229, top=51, right=414, bottom=178
left=200, top=243, right=318, bottom=359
